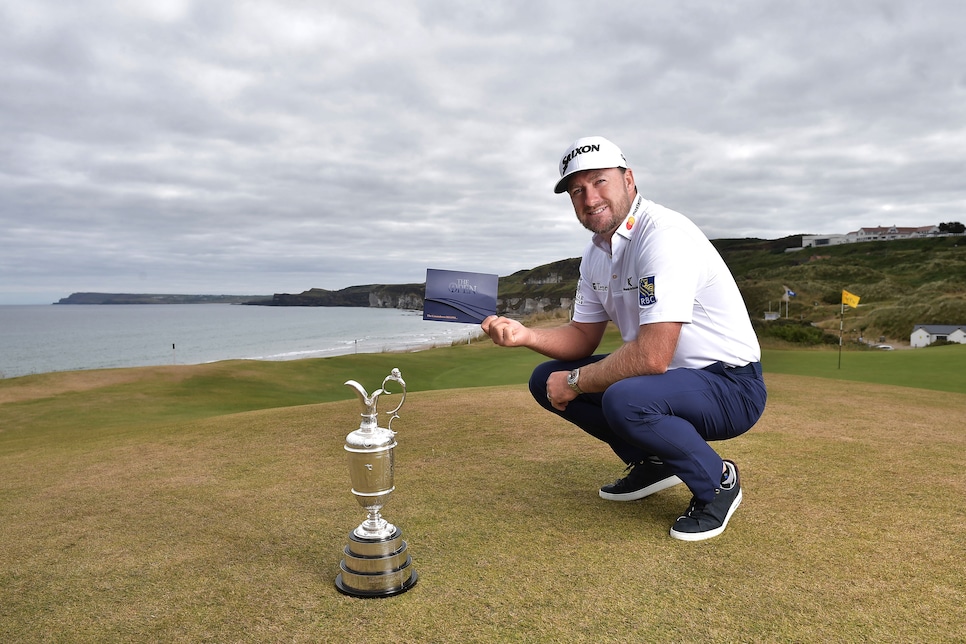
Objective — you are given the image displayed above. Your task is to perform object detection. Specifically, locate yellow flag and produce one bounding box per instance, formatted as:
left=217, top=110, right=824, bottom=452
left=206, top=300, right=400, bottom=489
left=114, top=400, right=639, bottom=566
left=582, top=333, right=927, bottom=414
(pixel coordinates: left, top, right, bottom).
left=842, top=290, right=860, bottom=308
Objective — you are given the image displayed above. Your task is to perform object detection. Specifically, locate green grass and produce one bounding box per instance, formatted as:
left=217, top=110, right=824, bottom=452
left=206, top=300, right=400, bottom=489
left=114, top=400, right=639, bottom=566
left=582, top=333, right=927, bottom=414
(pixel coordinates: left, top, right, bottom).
left=762, top=342, right=966, bottom=394
left=2, top=339, right=965, bottom=642
left=0, top=330, right=611, bottom=442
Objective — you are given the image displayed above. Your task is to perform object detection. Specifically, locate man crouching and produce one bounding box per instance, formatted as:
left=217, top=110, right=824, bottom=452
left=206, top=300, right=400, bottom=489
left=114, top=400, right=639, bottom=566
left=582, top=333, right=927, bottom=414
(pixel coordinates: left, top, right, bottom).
left=482, top=136, right=767, bottom=541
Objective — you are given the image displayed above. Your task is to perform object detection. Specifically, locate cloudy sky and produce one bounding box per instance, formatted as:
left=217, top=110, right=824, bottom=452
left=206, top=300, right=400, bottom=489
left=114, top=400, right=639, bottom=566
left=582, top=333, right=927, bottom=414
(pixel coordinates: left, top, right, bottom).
left=2, top=1, right=964, bottom=304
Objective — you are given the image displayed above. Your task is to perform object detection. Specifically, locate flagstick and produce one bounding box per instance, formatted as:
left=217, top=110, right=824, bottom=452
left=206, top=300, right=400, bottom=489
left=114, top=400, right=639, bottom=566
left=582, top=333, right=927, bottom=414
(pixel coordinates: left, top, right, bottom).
left=838, top=301, right=844, bottom=369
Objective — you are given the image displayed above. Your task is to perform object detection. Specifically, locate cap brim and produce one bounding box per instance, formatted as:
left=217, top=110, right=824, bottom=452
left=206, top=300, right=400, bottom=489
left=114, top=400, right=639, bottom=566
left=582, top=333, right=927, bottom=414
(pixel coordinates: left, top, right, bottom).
left=553, top=162, right=626, bottom=194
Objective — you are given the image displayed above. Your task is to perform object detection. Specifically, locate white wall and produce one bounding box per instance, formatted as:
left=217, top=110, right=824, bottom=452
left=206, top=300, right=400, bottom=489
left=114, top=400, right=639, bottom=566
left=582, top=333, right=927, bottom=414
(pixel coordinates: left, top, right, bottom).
left=911, top=327, right=966, bottom=347
left=910, top=329, right=931, bottom=348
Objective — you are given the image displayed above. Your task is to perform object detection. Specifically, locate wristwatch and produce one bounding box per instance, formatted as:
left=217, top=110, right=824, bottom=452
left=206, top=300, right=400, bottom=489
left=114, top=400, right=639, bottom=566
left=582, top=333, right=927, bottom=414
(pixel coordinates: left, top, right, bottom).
left=567, top=368, right=584, bottom=395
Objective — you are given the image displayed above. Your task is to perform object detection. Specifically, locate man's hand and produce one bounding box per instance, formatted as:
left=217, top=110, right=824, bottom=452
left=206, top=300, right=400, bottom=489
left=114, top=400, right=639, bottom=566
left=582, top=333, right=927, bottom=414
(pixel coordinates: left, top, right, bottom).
left=545, top=369, right=577, bottom=410
left=481, top=316, right=533, bottom=348
left=481, top=316, right=608, bottom=364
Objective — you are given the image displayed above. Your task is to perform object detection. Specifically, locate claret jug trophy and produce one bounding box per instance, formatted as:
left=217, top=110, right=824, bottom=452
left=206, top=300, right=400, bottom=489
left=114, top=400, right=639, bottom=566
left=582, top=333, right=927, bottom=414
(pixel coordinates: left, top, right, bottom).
left=335, top=368, right=418, bottom=597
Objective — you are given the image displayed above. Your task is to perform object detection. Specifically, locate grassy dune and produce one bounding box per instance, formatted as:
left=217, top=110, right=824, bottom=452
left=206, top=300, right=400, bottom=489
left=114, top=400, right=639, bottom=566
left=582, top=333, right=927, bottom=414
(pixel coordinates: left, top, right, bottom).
left=1, top=342, right=964, bottom=642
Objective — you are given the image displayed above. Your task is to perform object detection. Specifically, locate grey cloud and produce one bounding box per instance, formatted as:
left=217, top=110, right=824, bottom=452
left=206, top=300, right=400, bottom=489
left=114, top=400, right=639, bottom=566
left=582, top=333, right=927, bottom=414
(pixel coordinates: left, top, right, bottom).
left=2, top=0, right=965, bottom=303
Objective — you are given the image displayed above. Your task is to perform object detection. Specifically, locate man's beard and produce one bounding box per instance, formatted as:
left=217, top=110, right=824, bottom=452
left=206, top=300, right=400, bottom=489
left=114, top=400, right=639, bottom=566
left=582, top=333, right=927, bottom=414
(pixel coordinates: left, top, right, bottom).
left=580, top=191, right=632, bottom=236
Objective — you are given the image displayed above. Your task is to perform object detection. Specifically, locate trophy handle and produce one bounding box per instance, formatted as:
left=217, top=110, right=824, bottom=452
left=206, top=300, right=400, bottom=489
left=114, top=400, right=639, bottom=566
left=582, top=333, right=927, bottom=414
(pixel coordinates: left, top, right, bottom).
left=380, top=368, right=407, bottom=432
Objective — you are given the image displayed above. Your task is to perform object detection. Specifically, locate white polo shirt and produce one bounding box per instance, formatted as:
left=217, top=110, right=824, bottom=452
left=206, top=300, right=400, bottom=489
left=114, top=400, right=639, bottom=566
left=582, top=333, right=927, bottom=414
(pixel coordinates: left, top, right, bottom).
left=573, top=194, right=761, bottom=370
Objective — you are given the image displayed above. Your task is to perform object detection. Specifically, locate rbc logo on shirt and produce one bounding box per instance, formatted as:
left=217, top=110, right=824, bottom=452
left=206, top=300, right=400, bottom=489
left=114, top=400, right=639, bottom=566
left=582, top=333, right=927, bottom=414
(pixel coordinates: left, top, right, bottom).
left=639, top=276, right=657, bottom=307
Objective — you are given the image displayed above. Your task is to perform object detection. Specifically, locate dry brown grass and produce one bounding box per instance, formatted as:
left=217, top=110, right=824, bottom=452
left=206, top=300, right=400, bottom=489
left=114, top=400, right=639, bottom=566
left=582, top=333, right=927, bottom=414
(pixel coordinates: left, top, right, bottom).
left=0, top=365, right=201, bottom=405
left=1, top=373, right=964, bottom=642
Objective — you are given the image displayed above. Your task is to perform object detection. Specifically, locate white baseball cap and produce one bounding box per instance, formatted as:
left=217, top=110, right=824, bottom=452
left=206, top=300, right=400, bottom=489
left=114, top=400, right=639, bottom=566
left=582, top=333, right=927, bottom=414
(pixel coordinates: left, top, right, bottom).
left=554, top=136, right=627, bottom=194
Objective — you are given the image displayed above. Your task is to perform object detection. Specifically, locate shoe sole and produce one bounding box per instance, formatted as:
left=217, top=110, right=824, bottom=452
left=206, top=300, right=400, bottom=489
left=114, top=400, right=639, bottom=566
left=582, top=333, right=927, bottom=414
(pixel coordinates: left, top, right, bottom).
left=669, top=488, right=743, bottom=542
left=598, top=475, right=683, bottom=501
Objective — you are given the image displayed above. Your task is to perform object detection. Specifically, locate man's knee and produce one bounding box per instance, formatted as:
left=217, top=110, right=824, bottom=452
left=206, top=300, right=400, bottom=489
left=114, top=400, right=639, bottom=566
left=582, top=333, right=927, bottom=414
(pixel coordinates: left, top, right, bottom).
left=528, top=361, right=557, bottom=404
left=530, top=355, right=610, bottom=409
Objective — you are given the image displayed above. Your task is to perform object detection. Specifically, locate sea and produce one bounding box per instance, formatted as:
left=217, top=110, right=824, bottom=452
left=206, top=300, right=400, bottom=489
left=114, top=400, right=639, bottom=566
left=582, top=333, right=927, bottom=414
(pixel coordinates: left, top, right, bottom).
left=0, top=304, right=482, bottom=379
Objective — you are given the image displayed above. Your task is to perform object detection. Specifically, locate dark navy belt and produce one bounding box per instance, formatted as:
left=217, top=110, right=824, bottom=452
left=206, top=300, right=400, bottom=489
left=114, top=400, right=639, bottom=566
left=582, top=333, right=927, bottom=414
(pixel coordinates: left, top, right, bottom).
left=728, top=362, right=762, bottom=377
left=704, top=361, right=762, bottom=378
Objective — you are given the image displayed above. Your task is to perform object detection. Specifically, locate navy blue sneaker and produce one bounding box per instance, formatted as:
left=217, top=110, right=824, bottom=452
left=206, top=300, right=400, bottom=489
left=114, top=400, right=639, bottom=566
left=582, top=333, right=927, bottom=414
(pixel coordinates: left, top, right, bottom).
left=669, top=460, right=742, bottom=541
left=599, top=458, right=683, bottom=501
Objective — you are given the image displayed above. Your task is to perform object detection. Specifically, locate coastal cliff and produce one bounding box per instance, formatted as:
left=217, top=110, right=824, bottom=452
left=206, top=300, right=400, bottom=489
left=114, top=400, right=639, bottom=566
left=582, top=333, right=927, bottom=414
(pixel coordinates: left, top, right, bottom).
left=51, top=235, right=966, bottom=344
left=54, top=258, right=583, bottom=317
left=265, top=284, right=426, bottom=309
left=261, top=259, right=581, bottom=318
left=55, top=293, right=270, bottom=305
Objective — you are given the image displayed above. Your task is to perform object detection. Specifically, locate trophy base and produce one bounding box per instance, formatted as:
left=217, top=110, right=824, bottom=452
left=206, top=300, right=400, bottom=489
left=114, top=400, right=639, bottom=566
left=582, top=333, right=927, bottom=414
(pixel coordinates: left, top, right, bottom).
left=335, top=527, right=418, bottom=598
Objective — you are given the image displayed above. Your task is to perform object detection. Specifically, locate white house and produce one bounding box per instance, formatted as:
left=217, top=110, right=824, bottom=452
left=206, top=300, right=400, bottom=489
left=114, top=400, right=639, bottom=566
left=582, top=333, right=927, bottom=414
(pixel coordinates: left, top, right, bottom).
left=910, top=324, right=966, bottom=348
left=801, top=225, right=944, bottom=248
left=849, top=225, right=939, bottom=243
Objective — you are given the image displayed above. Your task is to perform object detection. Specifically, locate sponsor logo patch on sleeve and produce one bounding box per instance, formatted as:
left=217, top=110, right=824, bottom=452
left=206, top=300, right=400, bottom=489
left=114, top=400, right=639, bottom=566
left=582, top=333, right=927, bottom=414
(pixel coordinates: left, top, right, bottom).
left=639, top=276, right=657, bottom=307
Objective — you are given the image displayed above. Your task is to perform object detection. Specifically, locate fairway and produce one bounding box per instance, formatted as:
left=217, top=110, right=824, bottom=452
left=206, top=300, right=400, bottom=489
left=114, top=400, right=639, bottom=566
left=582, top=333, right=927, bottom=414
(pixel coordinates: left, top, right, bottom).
left=762, top=343, right=966, bottom=394
left=1, top=347, right=964, bottom=642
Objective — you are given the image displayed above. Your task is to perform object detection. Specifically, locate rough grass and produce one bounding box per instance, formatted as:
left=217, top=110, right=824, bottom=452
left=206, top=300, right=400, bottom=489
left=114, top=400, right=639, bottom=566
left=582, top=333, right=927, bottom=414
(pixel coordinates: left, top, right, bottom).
left=1, top=348, right=965, bottom=642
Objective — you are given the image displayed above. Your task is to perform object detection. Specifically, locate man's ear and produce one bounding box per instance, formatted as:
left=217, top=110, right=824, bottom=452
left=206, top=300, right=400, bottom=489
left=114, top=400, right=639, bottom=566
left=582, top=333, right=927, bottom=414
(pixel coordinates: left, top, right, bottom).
left=624, top=167, right=636, bottom=193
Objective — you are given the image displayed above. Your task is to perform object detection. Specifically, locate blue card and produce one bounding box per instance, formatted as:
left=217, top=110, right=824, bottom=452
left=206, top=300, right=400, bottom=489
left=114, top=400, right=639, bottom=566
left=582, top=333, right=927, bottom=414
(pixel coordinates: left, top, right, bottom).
left=423, top=269, right=498, bottom=324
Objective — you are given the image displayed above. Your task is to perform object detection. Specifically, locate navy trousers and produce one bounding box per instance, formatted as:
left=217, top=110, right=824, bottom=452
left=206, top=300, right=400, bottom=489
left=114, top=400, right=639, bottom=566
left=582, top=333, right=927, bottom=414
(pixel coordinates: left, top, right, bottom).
left=529, top=356, right=767, bottom=504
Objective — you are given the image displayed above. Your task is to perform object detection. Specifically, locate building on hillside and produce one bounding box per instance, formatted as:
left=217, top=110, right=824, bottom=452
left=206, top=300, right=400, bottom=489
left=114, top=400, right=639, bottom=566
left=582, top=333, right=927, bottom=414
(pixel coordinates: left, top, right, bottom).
left=801, top=234, right=849, bottom=248
left=910, top=324, right=966, bottom=348
left=849, top=225, right=939, bottom=242
left=802, top=224, right=943, bottom=249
